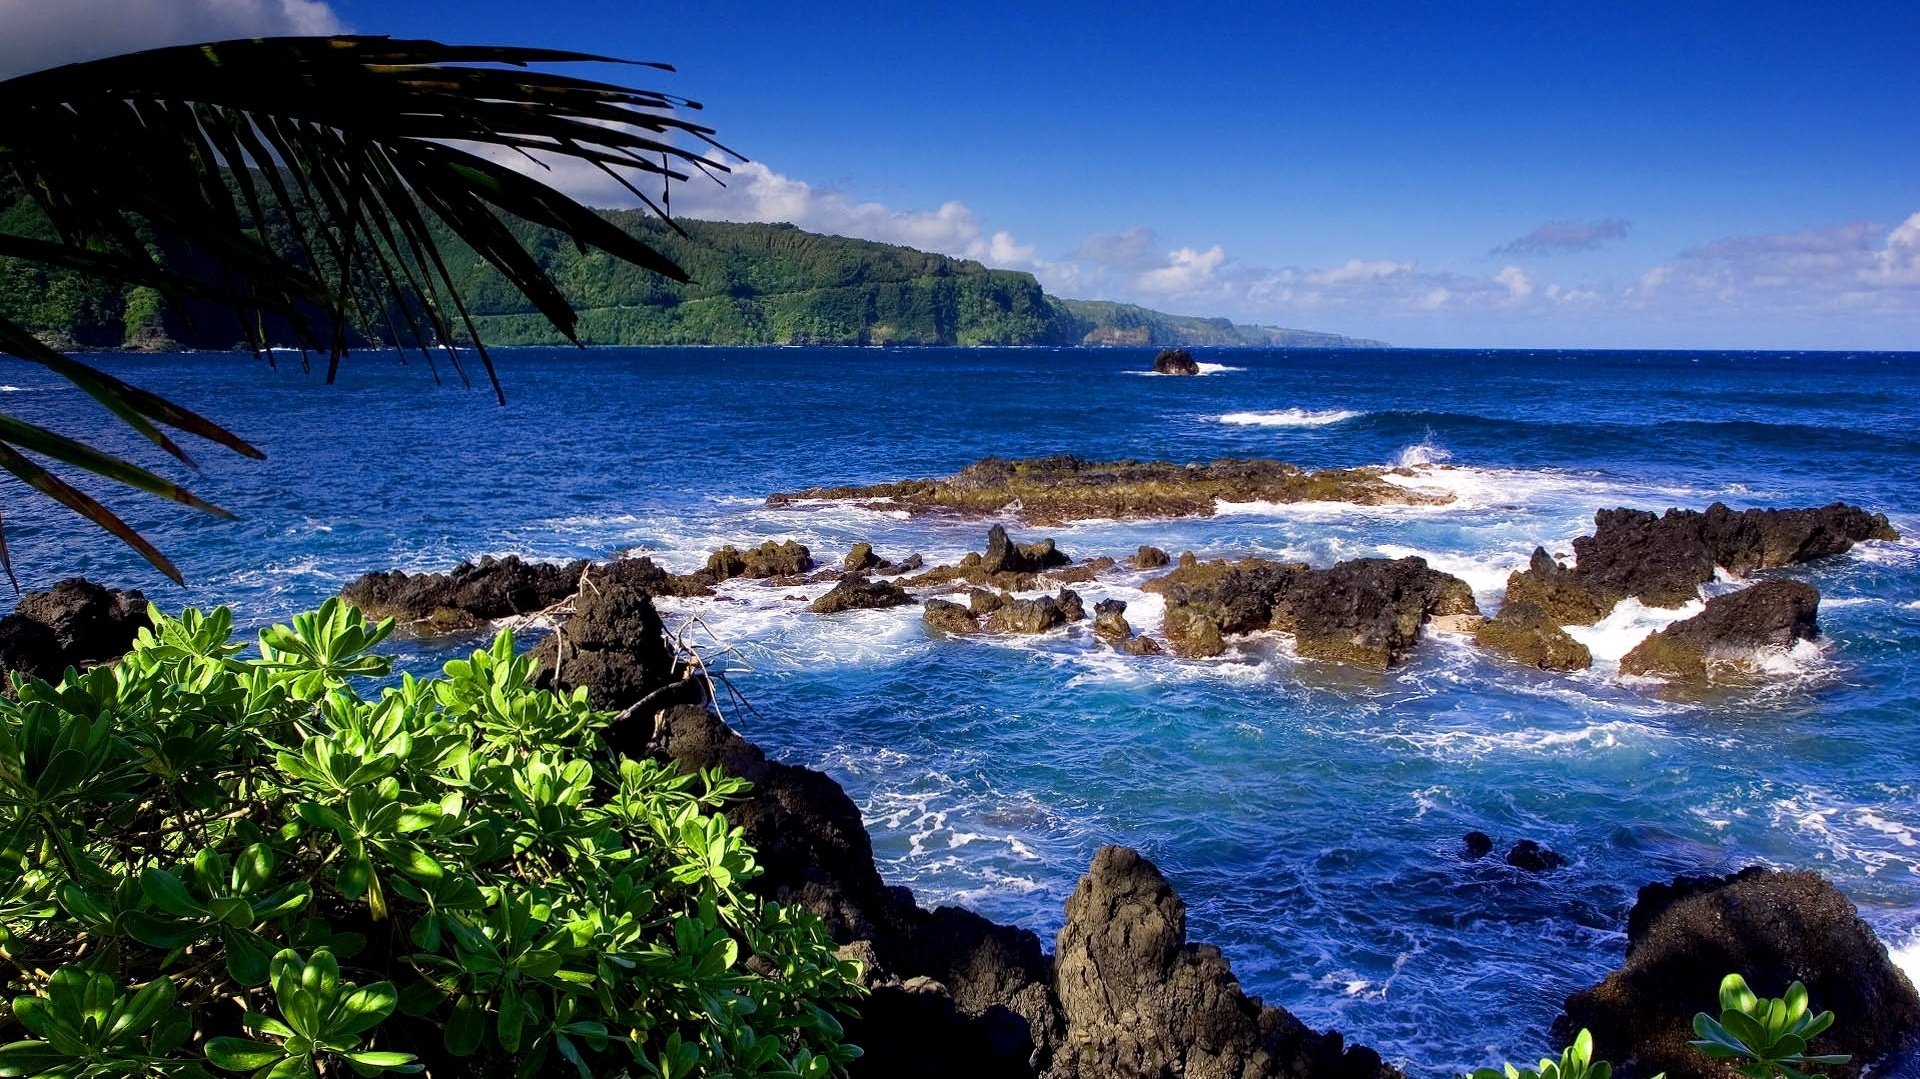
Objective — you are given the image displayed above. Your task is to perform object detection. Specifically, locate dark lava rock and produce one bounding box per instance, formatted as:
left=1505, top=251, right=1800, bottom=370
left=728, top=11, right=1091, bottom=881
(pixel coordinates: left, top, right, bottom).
left=0, top=578, right=148, bottom=686
left=982, top=524, right=1072, bottom=575
left=341, top=555, right=586, bottom=630
left=1504, top=839, right=1567, bottom=872
left=1133, top=545, right=1172, bottom=569
left=530, top=569, right=683, bottom=751
left=598, top=555, right=717, bottom=598
left=845, top=541, right=881, bottom=571
left=1053, top=846, right=1400, bottom=1079
left=1506, top=503, right=1895, bottom=623
left=705, top=540, right=814, bottom=582
left=1148, top=555, right=1479, bottom=668
left=1092, top=598, right=1134, bottom=644
left=1558, top=867, right=1920, bottom=1079
left=969, top=589, right=1008, bottom=616
left=1463, top=831, right=1495, bottom=859
left=1051, top=556, right=1118, bottom=584
left=1474, top=600, right=1594, bottom=672
left=809, top=575, right=913, bottom=615
left=772, top=455, right=1451, bottom=525
left=923, top=599, right=979, bottom=636
left=985, top=595, right=1068, bottom=635
left=1152, top=347, right=1201, bottom=375
left=1057, top=588, right=1086, bottom=622
left=1620, top=580, right=1820, bottom=679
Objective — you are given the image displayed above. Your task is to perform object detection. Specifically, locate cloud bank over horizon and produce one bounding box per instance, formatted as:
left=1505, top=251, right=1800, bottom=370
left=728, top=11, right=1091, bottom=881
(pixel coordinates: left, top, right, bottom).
left=0, top=0, right=344, bottom=78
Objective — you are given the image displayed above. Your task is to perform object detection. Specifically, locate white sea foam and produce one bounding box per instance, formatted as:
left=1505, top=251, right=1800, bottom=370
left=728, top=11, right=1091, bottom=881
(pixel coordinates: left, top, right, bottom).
left=1124, top=362, right=1244, bottom=376
left=1563, top=597, right=1704, bottom=665
left=1373, top=543, right=1532, bottom=599
left=1219, top=408, right=1361, bottom=428
left=1890, top=933, right=1920, bottom=988
left=0, top=385, right=26, bottom=392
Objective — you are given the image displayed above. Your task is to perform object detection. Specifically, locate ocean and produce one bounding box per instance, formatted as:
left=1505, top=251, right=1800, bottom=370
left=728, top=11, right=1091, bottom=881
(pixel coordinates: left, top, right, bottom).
left=4, top=346, right=1918, bottom=1073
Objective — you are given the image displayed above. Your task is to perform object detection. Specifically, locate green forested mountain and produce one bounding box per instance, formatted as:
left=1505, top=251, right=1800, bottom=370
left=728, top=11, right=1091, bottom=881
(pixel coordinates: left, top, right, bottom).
left=0, top=193, right=1384, bottom=349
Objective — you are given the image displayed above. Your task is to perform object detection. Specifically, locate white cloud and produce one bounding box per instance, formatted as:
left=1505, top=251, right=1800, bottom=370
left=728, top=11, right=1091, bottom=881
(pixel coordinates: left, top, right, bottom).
left=1305, top=259, right=1413, bottom=286
left=0, top=0, right=344, bottom=78
left=1134, top=245, right=1226, bottom=295
left=1495, top=265, right=1534, bottom=300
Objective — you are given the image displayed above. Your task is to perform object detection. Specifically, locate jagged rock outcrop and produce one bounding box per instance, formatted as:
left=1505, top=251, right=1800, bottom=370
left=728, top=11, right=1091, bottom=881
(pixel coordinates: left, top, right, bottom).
left=809, top=574, right=914, bottom=615
left=341, top=555, right=588, bottom=631
left=0, top=578, right=148, bottom=686
left=1092, top=597, right=1162, bottom=656
left=529, top=570, right=683, bottom=755
left=1558, top=867, right=1920, bottom=1079
left=1152, top=347, right=1200, bottom=375
left=923, top=599, right=979, bottom=636
left=1619, top=580, right=1820, bottom=679
left=1503, top=503, right=1895, bottom=623
left=1145, top=555, right=1478, bottom=667
left=909, top=526, right=1078, bottom=591
left=1472, top=601, right=1593, bottom=672
left=985, top=595, right=1068, bottom=635
left=769, top=455, right=1452, bottom=524
left=843, top=541, right=923, bottom=576
left=705, top=539, right=814, bottom=581
left=1133, top=545, right=1171, bottom=569
left=1053, top=846, right=1399, bottom=1079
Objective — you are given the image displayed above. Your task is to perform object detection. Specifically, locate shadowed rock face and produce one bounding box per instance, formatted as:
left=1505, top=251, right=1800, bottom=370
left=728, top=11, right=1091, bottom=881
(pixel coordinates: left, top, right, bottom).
left=809, top=574, right=913, bottom=615
left=1472, top=600, right=1593, bottom=672
left=1504, top=503, right=1895, bottom=623
left=767, top=455, right=1451, bottom=525
left=0, top=578, right=148, bottom=686
left=1053, top=846, right=1399, bottom=1079
left=1620, top=579, right=1820, bottom=679
left=341, top=555, right=588, bottom=630
left=1152, top=347, right=1200, bottom=375
left=1558, top=867, right=1920, bottom=1079
left=1146, top=555, right=1478, bottom=667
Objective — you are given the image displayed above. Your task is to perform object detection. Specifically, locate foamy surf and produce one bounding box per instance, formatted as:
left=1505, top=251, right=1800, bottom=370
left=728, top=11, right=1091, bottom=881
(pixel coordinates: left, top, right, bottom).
left=1220, top=408, right=1362, bottom=427
left=1564, top=597, right=1704, bottom=665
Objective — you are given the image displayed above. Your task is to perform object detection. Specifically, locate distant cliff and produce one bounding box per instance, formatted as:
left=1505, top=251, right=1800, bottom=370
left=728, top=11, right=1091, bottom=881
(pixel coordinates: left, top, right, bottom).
left=0, top=196, right=1384, bottom=349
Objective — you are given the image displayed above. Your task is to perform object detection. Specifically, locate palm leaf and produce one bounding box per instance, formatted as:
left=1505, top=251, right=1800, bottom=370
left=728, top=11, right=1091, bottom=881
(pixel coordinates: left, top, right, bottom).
left=0, top=35, right=727, bottom=585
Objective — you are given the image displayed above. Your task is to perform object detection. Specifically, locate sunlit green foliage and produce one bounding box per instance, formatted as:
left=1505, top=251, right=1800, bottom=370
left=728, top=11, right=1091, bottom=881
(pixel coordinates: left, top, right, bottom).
left=1468, top=1028, right=1618, bottom=1079
left=0, top=600, right=862, bottom=1077
left=1690, top=974, right=1850, bottom=1079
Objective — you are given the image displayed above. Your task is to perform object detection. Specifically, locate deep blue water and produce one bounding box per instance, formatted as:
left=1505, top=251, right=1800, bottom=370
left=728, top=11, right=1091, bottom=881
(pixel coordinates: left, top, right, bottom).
left=5, top=346, right=1920, bottom=1074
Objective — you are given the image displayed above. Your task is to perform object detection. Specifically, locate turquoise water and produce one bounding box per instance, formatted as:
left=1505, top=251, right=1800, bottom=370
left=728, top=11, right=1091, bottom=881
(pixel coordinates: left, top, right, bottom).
left=4, top=347, right=1919, bottom=1072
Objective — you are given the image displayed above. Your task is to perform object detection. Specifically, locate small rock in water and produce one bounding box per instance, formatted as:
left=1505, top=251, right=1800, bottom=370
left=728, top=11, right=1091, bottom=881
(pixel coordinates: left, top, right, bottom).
left=1151, top=347, right=1200, bottom=375
left=808, top=574, right=912, bottom=615
left=922, top=599, right=978, bottom=636
left=1463, top=831, right=1495, bottom=859
left=1505, top=839, right=1567, bottom=872
left=1133, top=545, right=1171, bottom=569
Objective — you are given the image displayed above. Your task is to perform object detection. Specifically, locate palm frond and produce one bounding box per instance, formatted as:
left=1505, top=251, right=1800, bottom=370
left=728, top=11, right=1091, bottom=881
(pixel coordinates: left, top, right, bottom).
left=0, top=35, right=728, bottom=585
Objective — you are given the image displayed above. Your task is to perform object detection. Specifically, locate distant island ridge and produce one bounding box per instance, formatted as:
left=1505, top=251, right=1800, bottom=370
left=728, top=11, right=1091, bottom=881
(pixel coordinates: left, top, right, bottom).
left=0, top=197, right=1385, bottom=349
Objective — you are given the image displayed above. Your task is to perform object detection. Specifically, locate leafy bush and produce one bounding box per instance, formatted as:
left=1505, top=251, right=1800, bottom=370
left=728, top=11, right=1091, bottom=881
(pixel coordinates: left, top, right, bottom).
left=1469, top=1027, right=1615, bottom=1079
left=0, top=600, right=863, bottom=1078
left=1691, top=974, right=1849, bottom=1079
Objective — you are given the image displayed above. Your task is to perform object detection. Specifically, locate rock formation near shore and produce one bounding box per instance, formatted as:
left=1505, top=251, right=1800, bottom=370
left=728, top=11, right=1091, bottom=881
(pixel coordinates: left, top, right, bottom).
left=0, top=578, right=148, bottom=687
left=1152, top=347, right=1200, bottom=375
left=768, top=455, right=1451, bottom=524
left=1145, top=554, right=1478, bottom=667
left=1558, top=867, right=1920, bottom=1079
left=1619, top=579, right=1820, bottom=679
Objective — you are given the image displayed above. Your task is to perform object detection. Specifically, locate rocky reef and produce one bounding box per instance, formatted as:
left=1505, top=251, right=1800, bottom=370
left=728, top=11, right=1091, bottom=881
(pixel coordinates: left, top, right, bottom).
left=1144, top=553, right=1479, bottom=667
left=1476, top=502, right=1894, bottom=674
left=767, top=455, right=1451, bottom=524
left=1558, top=867, right=1920, bottom=1078
left=1151, top=346, right=1200, bottom=375
left=0, top=578, right=148, bottom=686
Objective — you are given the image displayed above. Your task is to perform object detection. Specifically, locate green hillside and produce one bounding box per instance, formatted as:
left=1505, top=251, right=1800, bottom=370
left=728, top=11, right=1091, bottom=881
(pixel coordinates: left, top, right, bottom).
left=0, top=191, right=1384, bottom=349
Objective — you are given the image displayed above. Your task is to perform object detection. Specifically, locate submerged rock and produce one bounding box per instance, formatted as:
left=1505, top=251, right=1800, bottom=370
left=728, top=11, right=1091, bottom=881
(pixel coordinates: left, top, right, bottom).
left=1053, top=846, right=1400, bottom=1079
left=1504, top=839, right=1567, bottom=872
left=1619, top=580, right=1820, bottom=679
left=809, top=574, right=914, bottom=615
left=1462, top=831, right=1495, bottom=859
left=1558, top=867, right=1920, bottom=1078
left=1504, top=503, right=1894, bottom=623
left=1473, top=600, right=1593, bottom=672
left=769, top=455, right=1452, bottom=524
left=1151, top=347, right=1200, bottom=375
left=0, top=578, right=148, bottom=686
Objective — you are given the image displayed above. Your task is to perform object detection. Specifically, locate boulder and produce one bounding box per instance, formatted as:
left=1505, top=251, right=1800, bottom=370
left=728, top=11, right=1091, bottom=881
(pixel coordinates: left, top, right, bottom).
left=845, top=541, right=881, bottom=571
left=706, top=540, right=814, bottom=581
left=1133, top=545, right=1171, bottom=569
left=923, top=599, right=979, bottom=637
left=597, top=555, right=717, bottom=598
left=1504, top=840, right=1566, bottom=872
left=969, top=589, right=1008, bottom=616
left=1125, top=635, right=1166, bottom=656
left=809, top=575, right=914, bottom=615
left=1052, top=846, right=1400, bottom=1079
left=1092, top=599, right=1134, bottom=644
left=982, top=524, right=1072, bottom=575
left=1057, top=588, right=1086, bottom=622
left=985, top=595, right=1068, bottom=635
left=1277, top=557, right=1480, bottom=669
left=340, top=555, right=586, bottom=630
left=530, top=570, right=684, bottom=754
left=1620, top=580, right=1820, bottom=679
left=1558, top=867, right=1920, bottom=1079
left=1151, top=347, right=1201, bottom=375
left=0, top=578, right=148, bottom=685
left=1163, top=606, right=1227, bottom=658
left=1463, top=831, right=1495, bottom=860
left=1473, top=600, right=1593, bottom=672
left=771, top=455, right=1453, bottom=525
left=1504, top=503, right=1895, bottom=624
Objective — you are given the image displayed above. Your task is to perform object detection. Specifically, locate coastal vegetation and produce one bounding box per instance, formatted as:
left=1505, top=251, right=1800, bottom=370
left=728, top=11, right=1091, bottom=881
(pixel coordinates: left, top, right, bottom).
left=0, top=600, right=863, bottom=1077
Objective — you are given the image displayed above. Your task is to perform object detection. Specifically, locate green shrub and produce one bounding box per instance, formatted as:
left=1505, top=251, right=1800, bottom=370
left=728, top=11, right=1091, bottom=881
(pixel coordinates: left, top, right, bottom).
left=0, top=600, right=863, bottom=1078
left=1690, top=974, right=1849, bottom=1079
left=1469, top=1027, right=1616, bottom=1079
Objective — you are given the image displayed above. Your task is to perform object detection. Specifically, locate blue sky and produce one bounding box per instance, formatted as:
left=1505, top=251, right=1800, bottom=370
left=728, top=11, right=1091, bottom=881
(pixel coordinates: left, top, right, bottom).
left=7, top=0, right=1918, bottom=348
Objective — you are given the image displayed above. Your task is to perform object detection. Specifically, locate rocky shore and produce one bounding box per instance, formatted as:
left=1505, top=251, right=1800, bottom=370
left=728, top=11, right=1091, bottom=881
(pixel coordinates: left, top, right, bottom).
left=766, top=455, right=1453, bottom=524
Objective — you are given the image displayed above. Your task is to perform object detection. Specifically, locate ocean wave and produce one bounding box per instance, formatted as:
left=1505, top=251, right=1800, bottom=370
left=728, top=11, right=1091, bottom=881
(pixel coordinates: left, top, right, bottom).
left=1564, top=597, right=1703, bottom=666
left=1219, top=408, right=1363, bottom=427
left=1123, top=362, right=1245, bottom=377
